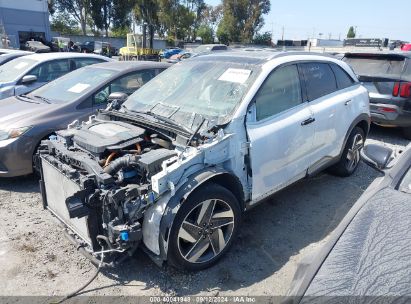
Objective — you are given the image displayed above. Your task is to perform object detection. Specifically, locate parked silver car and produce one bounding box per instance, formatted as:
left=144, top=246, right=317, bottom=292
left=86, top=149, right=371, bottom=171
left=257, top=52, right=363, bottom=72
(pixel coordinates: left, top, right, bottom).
left=0, top=52, right=111, bottom=100
left=0, top=61, right=169, bottom=177
left=0, top=48, right=33, bottom=66
left=38, top=51, right=370, bottom=271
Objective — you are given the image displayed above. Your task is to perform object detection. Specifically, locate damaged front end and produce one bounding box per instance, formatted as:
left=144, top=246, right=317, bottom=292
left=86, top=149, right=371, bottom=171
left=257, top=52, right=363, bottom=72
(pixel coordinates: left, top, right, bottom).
left=38, top=111, right=238, bottom=266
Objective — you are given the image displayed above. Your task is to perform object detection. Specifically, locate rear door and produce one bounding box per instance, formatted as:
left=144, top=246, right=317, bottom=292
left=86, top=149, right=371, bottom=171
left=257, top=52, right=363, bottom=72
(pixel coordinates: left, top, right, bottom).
left=246, top=64, right=316, bottom=201
left=299, top=62, right=357, bottom=169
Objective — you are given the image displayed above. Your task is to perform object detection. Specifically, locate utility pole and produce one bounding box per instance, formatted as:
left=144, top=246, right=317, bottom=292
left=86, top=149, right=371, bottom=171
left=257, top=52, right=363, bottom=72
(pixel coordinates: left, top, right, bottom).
left=281, top=26, right=285, bottom=41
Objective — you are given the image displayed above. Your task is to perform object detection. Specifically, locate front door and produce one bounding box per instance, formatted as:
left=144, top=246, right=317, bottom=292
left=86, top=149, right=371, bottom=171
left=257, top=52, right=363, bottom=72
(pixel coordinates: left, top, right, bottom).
left=246, top=64, right=316, bottom=201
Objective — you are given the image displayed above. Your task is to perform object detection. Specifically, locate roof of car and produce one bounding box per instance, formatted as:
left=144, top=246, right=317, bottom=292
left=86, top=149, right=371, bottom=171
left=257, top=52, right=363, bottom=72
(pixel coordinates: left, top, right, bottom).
left=0, top=48, right=32, bottom=55
left=344, top=51, right=411, bottom=59
left=21, top=52, right=110, bottom=62
left=193, top=49, right=339, bottom=65
left=88, top=61, right=171, bottom=72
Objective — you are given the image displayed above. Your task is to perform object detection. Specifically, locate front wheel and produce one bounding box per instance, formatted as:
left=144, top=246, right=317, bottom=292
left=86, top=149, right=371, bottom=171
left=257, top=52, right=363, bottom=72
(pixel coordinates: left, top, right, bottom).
left=328, top=127, right=365, bottom=177
left=167, top=183, right=241, bottom=271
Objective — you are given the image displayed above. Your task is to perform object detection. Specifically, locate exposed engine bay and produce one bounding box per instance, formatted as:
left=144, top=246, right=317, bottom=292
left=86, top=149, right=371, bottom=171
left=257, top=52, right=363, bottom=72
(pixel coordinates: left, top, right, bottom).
left=37, top=108, right=241, bottom=267
left=38, top=113, right=193, bottom=260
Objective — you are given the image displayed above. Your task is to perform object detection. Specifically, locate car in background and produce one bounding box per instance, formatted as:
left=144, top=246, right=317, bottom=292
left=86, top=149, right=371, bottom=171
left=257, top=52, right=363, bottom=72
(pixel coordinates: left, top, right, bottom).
left=193, top=44, right=228, bottom=53
left=286, top=143, right=411, bottom=303
left=160, top=47, right=183, bottom=59
left=343, top=52, right=411, bottom=139
left=80, top=41, right=113, bottom=56
left=25, top=41, right=50, bottom=53
left=0, top=52, right=111, bottom=100
left=401, top=43, right=411, bottom=51
left=167, top=51, right=194, bottom=63
left=37, top=51, right=370, bottom=271
left=0, top=61, right=170, bottom=177
left=0, top=49, right=33, bottom=65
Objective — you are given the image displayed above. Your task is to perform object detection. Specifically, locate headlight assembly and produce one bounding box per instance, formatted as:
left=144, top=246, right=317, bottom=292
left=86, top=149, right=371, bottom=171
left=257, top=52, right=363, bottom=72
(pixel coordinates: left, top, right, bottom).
left=0, top=126, right=32, bottom=141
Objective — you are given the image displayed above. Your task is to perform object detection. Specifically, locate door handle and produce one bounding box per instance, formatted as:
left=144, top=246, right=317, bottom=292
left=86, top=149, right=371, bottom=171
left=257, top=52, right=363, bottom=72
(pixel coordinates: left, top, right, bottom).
left=301, top=117, right=315, bottom=126
left=345, top=100, right=352, bottom=106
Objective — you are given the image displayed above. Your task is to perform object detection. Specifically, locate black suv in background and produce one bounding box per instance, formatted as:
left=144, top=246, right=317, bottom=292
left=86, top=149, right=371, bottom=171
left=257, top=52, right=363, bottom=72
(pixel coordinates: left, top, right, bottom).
left=80, top=41, right=115, bottom=57
left=343, top=52, right=411, bottom=139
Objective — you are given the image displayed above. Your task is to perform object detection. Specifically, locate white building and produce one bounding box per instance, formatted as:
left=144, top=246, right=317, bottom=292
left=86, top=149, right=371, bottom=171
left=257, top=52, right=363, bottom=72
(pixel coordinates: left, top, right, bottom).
left=0, top=0, right=51, bottom=48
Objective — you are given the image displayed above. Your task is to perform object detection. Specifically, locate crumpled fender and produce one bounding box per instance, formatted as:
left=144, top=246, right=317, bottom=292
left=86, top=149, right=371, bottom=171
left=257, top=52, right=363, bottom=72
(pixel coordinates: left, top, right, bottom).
left=142, top=166, right=239, bottom=260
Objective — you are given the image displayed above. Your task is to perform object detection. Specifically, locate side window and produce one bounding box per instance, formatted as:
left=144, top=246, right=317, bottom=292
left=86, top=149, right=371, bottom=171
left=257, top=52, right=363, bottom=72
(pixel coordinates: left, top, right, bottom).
left=110, top=69, right=157, bottom=95
left=300, top=63, right=337, bottom=101
left=255, top=64, right=302, bottom=121
left=330, top=64, right=355, bottom=89
left=93, top=86, right=110, bottom=105
left=28, top=59, right=70, bottom=82
left=75, top=58, right=103, bottom=69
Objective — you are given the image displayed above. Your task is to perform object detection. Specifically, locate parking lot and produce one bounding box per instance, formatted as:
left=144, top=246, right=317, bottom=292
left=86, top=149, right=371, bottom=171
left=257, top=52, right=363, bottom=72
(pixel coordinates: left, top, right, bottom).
left=0, top=125, right=407, bottom=298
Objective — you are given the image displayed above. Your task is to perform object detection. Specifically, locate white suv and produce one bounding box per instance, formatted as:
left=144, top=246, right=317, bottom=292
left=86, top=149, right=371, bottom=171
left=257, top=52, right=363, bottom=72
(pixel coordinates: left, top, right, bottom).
left=39, top=50, right=370, bottom=271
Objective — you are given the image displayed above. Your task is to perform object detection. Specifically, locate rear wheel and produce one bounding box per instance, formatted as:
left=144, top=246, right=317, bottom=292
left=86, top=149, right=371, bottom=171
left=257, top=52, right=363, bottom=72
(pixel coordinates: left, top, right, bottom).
left=403, top=127, right=411, bottom=140
left=329, top=127, right=365, bottom=177
left=167, top=183, right=241, bottom=271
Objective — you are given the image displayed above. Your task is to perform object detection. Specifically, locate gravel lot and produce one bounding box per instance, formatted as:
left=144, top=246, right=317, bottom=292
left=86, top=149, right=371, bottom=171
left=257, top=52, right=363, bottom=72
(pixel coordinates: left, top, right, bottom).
left=0, top=125, right=408, bottom=298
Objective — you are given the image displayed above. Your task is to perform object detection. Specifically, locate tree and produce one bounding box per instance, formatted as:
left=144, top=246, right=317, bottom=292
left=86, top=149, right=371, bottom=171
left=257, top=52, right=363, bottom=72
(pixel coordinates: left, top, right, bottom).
left=157, top=0, right=195, bottom=41
left=50, top=11, right=82, bottom=35
left=347, top=26, right=356, bottom=38
left=90, top=0, right=135, bottom=37
left=217, top=0, right=270, bottom=44
left=197, top=24, right=213, bottom=43
left=54, top=0, right=90, bottom=35
left=133, top=0, right=160, bottom=47
left=253, top=31, right=271, bottom=46
left=48, top=0, right=56, bottom=15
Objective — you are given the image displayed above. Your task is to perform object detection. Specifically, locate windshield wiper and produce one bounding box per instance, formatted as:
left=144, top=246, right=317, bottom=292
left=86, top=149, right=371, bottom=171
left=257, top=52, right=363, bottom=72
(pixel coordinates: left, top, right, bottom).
left=122, top=105, right=194, bottom=135
left=16, top=94, right=40, bottom=104
left=33, top=95, right=51, bottom=104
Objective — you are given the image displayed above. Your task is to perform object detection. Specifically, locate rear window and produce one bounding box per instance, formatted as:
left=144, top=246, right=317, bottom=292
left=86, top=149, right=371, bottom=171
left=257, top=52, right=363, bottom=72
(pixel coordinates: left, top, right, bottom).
left=343, top=56, right=406, bottom=78
left=330, top=64, right=355, bottom=89
left=300, top=63, right=338, bottom=101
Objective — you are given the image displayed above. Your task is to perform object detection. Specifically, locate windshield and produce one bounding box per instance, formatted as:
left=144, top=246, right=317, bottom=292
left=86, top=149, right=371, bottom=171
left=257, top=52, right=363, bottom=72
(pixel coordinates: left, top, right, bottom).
left=343, top=56, right=406, bottom=79
left=29, top=67, right=116, bottom=104
left=0, top=57, right=37, bottom=82
left=123, top=59, right=260, bottom=130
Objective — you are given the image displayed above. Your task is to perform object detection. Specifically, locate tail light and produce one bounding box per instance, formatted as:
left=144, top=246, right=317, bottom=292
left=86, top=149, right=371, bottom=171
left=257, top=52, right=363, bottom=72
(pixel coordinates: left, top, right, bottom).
left=393, top=82, right=411, bottom=98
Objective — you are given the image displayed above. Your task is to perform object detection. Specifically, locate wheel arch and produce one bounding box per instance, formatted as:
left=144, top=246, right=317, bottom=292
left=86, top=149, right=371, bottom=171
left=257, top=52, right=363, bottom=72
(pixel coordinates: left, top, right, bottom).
left=157, top=167, right=244, bottom=261
left=339, top=113, right=370, bottom=159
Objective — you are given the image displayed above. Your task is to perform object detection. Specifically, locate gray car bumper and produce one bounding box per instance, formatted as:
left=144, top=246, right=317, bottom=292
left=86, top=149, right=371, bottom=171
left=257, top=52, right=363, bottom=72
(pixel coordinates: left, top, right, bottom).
left=0, top=136, right=36, bottom=177
left=370, top=103, right=411, bottom=128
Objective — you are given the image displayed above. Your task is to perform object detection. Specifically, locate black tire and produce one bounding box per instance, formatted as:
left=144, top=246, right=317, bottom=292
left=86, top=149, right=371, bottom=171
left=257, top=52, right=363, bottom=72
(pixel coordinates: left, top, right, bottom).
left=403, top=127, right=411, bottom=140
left=167, top=183, right=241, bottom=271
left=329, top=126, right=365, bottom=177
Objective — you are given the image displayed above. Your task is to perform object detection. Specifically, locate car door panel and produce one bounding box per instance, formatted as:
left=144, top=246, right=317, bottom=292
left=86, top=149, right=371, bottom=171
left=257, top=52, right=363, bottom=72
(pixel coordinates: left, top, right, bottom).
left=245, top=64, right=316, bottom=201
left=299, top=62, right=353, bottom=168
left=247, top=103, right=315, bottom=200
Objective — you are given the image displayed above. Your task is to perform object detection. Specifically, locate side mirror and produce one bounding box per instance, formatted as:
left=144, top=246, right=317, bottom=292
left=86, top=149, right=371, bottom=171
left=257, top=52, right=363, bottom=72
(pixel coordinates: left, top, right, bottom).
left=21, top=75, right=37, bottom=84
left=106, top=92, right=128, bottom=111
left=361, top=144, right=393, bottom=171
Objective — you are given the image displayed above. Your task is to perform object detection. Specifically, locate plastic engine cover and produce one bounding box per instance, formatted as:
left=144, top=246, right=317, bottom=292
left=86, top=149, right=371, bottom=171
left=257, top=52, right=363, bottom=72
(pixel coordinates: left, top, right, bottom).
left=73, top=121, right=145, bottom=154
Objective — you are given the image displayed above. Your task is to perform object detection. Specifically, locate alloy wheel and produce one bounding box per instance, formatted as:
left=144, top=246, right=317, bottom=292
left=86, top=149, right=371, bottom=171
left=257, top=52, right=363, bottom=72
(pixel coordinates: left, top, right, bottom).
left=346, top=133, right=364, bottom=171
left=177, top=199, right=235, bottom=264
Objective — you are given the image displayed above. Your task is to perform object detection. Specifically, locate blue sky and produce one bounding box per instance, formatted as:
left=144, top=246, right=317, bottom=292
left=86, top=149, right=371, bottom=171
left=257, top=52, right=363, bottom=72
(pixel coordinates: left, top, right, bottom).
left=205, top=0, right=411, bottom=42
